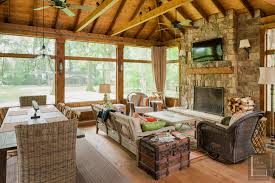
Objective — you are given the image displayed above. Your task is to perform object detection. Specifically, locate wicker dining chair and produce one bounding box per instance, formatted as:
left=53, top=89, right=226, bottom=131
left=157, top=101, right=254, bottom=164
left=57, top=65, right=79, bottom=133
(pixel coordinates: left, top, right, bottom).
left=19, top=95, right=47, bottom=107
left=56, top=103, right=66, bottom=113
left=15, top=120, right=78, bottom=183
left=0, top=107, right=8, bottom=126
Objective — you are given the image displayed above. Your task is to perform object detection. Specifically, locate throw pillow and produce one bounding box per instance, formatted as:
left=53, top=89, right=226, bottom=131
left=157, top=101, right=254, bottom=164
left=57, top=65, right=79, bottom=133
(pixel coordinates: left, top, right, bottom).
left=144, top=117, right=157, bottom=122
left=229, top=111, right=253, bottom=126
left=142, top=121, right=166, bottom=132
left=132, top=118, right=143, bottom=133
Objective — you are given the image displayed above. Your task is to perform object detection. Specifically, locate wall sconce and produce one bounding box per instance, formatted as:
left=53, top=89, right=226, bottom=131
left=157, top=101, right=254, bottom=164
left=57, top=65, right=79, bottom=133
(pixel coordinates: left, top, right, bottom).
left=239, top=39, right=251, bottom=59
left=59, top=61, right=63, bottom=75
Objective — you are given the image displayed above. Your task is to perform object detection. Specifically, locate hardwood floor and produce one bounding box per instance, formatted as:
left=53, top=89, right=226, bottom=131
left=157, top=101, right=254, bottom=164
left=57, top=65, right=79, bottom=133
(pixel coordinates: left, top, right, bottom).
left=80, top=125, right=275, bottom=183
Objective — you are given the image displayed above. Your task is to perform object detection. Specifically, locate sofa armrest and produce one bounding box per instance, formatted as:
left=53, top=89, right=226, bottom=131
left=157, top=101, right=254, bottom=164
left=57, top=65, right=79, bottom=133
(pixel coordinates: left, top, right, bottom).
left=136, top=126, right=175, bottom=137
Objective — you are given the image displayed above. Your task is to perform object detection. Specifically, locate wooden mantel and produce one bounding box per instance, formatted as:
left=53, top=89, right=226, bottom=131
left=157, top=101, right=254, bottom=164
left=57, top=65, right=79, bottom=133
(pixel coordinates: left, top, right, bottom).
left=186, top=67, right=234, bottom=75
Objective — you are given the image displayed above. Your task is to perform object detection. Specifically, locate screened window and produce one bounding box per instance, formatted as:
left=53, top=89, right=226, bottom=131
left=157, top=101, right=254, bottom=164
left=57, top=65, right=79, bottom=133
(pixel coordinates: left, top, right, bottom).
left=124, top=63, right=155, bottom=97
left=0, top=58, right=55, bottom=107
left=124, top=46, right=151, bottom=61
left=0, top=34, right=55, bottom=55
left=65, top=41, right=116, bottom=58
left=165, top=47, right=179, bottom=98
left=0, top=34, right=55, bottom=107
left=65, top=60, right=116, bottom=103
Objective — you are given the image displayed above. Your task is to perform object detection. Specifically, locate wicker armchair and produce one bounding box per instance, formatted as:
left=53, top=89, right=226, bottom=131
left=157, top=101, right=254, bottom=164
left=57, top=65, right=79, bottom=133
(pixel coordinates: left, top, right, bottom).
left=197, top=112, right=264, bottom=163
left=15, top=120, right=78, bottom=183
left=19, top=95, right=47, bottom=107
left=127, top=92, right=153, bottom=116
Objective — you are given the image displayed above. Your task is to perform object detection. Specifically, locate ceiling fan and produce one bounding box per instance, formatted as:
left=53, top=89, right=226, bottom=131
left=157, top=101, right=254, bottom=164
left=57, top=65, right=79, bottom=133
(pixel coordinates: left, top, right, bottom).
left=34, top=0, right=93, bottom=17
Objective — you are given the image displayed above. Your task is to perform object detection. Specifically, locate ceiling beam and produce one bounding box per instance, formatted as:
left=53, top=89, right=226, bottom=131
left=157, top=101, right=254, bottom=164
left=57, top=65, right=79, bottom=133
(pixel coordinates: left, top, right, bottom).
left=73, top=0, right=86, bottom=31
left=111, top=0, right=192, bottom=36
left=30, top=0, right=37, bottom=26
left=106, top=0, right=127, bottom=35
left=191, top=1, right=208, bottom=22
left=121, top=0, right=146, bottom=37
left=239, top=0, right=254, bottom=17
left=0, top=22, right=163, bottom=47
left=163, top=13, right=185, bottom=35
left=53, top=9, right=60, bottom=29
left=75, top=0, right=120, bottom=32
left=211, top=0, right=226, bottom=16
left=166, top=0, right=192, bottom=20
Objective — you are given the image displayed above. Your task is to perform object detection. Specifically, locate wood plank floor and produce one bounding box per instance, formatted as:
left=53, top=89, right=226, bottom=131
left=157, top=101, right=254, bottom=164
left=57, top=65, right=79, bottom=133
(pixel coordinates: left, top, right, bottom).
left=80, top=126, right=275, bottom=183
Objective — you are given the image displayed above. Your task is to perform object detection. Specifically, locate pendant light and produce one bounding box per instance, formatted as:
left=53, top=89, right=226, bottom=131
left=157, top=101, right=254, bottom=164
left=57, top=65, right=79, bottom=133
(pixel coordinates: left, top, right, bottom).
left=35, top=0, right=51, bottom=62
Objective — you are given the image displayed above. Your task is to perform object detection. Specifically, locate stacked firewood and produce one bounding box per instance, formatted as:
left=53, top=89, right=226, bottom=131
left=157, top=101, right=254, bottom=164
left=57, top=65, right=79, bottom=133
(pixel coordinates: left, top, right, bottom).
left=228, top=97, right=255, bottom=114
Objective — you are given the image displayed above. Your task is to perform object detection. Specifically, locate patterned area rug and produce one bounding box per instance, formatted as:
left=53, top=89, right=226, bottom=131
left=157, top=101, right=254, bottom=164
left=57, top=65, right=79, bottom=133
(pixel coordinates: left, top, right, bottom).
left=7, top=139, right=130, bottom=183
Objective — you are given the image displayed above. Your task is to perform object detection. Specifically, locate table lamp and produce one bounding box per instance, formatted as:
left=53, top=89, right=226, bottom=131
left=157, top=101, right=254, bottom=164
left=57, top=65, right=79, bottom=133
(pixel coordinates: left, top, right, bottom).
left=258, top=67, right=275, bottom=148
left=99, top=84, right=111, bottom=104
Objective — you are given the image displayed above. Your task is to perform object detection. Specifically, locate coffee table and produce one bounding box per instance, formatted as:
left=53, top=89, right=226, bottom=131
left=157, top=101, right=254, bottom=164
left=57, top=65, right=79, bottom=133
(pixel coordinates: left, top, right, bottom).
left=144, top=111, right=196, bottom=128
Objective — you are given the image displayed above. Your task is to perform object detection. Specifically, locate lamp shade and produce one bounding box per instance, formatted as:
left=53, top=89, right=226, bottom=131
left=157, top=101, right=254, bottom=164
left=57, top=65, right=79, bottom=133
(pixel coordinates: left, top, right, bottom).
left=99, top=84, right=111, bottom=93
left=239, top=39, right=250, bottom=48
left=258, top=67, right=275, bottom=85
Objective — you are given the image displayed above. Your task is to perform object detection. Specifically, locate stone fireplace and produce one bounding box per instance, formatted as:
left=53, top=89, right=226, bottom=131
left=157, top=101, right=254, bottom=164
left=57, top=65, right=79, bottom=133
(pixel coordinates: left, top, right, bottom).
left=179, top=10, right=261, bottom=115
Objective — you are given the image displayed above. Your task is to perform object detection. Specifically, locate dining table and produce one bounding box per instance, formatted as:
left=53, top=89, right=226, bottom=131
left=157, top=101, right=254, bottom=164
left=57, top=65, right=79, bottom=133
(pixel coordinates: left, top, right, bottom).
left=0, top=105, right=85, bottom=183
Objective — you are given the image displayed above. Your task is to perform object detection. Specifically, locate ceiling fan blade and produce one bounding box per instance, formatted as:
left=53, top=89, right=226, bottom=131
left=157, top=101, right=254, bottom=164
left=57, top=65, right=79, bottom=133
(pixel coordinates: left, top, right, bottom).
left=34, top=6, right=51, bottom=10
left=62, top=8, right=75, bottom=16
left=68, top=4, right=93, bottom=10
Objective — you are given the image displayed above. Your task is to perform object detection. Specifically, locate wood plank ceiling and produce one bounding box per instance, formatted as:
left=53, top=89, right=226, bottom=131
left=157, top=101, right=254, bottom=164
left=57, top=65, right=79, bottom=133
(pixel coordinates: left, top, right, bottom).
left=0, top=0, right=275, bottom=42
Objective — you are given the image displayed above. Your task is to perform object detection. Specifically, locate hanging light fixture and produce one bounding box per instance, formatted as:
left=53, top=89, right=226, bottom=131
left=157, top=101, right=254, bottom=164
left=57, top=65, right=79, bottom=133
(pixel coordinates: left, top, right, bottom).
left=35, top=0, right=51, bottom=62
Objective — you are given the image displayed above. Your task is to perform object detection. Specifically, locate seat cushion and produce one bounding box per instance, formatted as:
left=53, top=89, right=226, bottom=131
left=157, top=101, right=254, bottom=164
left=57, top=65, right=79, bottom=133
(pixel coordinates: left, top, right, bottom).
left=142, top=121, right=166, bottom=132
left=134, top=106, right=153, bottom=114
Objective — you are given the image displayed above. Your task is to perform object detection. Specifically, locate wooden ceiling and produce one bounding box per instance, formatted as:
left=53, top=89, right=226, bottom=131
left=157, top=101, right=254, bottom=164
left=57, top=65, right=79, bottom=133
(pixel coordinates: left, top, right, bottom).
left=0, top=0, right=275, bottom=42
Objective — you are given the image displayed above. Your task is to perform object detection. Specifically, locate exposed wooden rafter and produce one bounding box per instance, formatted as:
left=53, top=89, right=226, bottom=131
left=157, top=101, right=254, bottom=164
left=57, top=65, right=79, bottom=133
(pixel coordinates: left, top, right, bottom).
left=145, top=23, right=158, bottom=40
left=121, top=0, right=146, bottom=37
left=159, top=16, right=175, bottom=39
left=75, top=0, right=120, bottom=32
left=191, top=1, right=209, bottom=22
left=111, top=0, right=191, bottom=36
left=53, top=9, right=60, bottom=29
left=166, top=0, right=192, bottom=20
left=73, top=0, right=86, bottom=31
left=260, top=15, right=275, bottom=24
left=0, top=22, right=162, bottom=46
left=106, top=0, right=127, bottom=35
left=134, top=23, right=147, bottom=38
left=163, top=13, right=185, bottom=35
left=211, top=0, right=226, bottom=16
left=89, top=19, right=98, bottom=33
left=239, top=0, right=254, bottom=17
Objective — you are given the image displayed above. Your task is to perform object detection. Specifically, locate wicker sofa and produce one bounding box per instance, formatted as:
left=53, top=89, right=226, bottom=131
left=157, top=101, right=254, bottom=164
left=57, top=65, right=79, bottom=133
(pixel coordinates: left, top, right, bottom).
left=92, top=105, right=175, bottom=156
left=197, top=112, right=265, bottom=163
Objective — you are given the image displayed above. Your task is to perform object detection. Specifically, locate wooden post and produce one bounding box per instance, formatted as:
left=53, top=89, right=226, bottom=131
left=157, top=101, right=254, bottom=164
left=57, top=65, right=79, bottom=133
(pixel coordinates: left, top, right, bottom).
left=0, top=151, right=7, bottom=183
left=116, top=44, right=124, bottom=104
left=55, top=38, right=65, bottom=104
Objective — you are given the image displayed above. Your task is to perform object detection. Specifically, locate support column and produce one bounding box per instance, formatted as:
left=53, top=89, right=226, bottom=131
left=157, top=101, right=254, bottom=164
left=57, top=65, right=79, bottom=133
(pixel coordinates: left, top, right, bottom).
left=116, top=44, right=124, bottom=103
left=55, top=38, right=65, bottom=104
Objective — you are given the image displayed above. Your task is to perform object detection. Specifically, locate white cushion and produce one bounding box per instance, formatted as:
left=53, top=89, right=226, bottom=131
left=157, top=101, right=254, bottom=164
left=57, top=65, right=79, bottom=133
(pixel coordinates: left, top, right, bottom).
left=229, top=111, right=253, bottom=126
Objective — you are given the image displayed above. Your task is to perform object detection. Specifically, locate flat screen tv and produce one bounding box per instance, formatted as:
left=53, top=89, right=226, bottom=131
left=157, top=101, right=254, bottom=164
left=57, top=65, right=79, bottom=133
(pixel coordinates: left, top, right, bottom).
left=193, top=86, right=224, bottom=116
left=192, top=38, right=223, bottom=62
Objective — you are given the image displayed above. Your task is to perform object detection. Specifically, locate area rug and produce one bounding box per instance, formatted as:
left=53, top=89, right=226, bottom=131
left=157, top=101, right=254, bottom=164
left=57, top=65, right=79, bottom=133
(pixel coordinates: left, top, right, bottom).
left=7, top=139, right=130, bottom=183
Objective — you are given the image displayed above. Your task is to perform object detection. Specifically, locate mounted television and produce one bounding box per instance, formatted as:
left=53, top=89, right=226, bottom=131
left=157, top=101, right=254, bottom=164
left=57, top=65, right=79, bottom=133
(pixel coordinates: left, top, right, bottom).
left=192, top=38, right=223, bottom=62
left=193, top=86, right=224, bottom=116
